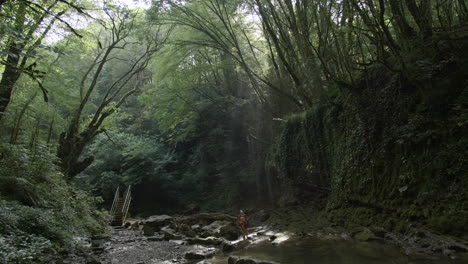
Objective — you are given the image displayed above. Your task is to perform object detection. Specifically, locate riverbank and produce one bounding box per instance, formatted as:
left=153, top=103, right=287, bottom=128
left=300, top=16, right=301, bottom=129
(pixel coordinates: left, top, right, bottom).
left=64, top=211, right=468, bottom=264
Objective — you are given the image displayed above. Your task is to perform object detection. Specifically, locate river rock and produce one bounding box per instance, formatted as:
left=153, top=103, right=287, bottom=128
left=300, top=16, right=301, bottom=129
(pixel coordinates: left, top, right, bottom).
left=270, top=232, right=290, bottom=245
left=353, top=229, right=381, bottom=242
left=221, top=241, right=235, bottom=252
left=187, top=236, right=223, bottom=246
left=144, top=215, right=173, bottom=229
left=170, top=239, right=186, bottom=245
left=142, top=225, right=154, bottom=236
left=201, top=220, right=229, bottom=237
left=228, top=256, right=280, bottom=264
left=161, top=226, right=183, bottom=240
left=443, top=249, right=458, bottom=260
left=220, top=224, right=239, bottom=240
left=184, top=246, right=216, bottom=260
left=178, top=223, right=197, bottom=237
left=146, top=234, right=164, bottom=241
left=196, top=261, right=212, bottom=264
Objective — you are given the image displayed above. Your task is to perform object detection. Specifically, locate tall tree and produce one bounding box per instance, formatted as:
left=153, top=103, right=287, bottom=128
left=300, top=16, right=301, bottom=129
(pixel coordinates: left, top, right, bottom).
left=57, top=7, right=167, bottom=178
left=0, top=0, right=86, bottom=121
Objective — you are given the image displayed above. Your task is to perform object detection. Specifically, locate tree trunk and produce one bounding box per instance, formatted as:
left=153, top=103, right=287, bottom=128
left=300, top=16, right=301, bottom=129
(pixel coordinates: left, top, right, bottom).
left=405, top=0, right=433, bottom=39
left=57, top=129, right=96, bottom=178
left=388, top=0, right=416, bottom=39
left=9, top=92, right=37, bottom=144
left=0, top=46, right=22, bottom=121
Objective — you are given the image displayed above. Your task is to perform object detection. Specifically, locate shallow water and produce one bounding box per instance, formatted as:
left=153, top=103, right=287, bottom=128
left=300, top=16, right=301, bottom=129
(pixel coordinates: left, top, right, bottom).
left=209, top=237, right=468, bottom=264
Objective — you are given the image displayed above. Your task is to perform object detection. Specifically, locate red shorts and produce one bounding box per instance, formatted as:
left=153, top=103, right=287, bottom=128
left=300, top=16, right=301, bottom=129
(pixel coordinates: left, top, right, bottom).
left=239, top=221, right=247, bottom=228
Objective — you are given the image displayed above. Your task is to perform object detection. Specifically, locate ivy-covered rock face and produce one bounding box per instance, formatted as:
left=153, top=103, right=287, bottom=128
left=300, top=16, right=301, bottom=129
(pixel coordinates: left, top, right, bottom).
left=269, top=60, right=468, bottom=236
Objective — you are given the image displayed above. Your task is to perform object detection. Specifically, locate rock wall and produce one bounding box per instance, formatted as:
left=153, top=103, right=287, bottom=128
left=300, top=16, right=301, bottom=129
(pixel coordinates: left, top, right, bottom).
left=268, top=59, right=468, bottom=236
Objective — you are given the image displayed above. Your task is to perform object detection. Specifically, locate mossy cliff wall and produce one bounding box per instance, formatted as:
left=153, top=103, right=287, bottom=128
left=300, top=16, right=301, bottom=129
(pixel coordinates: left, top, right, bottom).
left=268, top=59, right=468, bottom=236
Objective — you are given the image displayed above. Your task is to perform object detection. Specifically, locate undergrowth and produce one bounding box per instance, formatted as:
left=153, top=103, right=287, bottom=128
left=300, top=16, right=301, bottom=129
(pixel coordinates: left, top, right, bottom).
left=0, top=143, right=108, bottom=263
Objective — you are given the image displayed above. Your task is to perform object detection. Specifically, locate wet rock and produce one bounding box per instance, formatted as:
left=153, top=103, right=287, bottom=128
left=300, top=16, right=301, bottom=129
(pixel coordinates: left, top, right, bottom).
left=353, top=229, right=381, bottom=242
left=196, top=261, right=212, bottom=264
left=340, top=233, right=352, bottom=240
left=221, top=241, right=235, bottom=252
left=180, top=213, right=236, bottom=226
left=170, top=240, right=186, bottom=245
left=161, top=226, right=183, bottom=240
left=142, top=225, right=155, bottom=236
left=228, top=256, right=280, bottom=264
left=187, top=236, right=223, bottom=246
left=147, top=234, right=164, bottom=241
left=270, top=232, right=290, bottom=245
left=201, top=220, right=229, bottom=237
left=259, top=210, right=270, bottom=222
left=144, top=215, right=173, bottom=229
left=443, top=249, right=458, bottom=260
left=354, top=231, right=371, bottom=241
left=184, top=247, right=216, bottom=260
left=234, top=240, right=250, bottom=250
left=178, top=223, right=196, bottom=237
left=220, top=224, right=239, bottom=241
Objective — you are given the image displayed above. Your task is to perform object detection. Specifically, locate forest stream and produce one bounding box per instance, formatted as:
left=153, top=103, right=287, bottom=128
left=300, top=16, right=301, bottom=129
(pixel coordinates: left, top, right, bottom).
left=67, top=215, right=468, bottom=264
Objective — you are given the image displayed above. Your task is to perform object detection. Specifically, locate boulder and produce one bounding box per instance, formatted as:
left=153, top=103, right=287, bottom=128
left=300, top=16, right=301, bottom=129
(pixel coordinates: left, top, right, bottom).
left=184, top=247, right=216, bottom=260
left=221, top=241, right=235, bottom=252
left=179, top=213, right=236, bottom=226
left=270, top=232, right=290, bottom=245
left=161, top=226, right=184, bottom=240
left=179, top=223, right=197, bottom=237
left=186, top=236, right=223, bottom=246
left=142, top=225, right=154, bottom=236
left=220, top=224, right=239, bottom=241
left=201, top=220, right=229, bottom=237
left=228, top=256, right=280, bottom=264
left=144, top=215, right=173, bottom=229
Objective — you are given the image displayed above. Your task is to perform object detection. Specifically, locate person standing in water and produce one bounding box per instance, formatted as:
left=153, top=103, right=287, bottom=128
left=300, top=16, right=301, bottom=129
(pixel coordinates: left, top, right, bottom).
left=238, top=210, right=249, bottom=240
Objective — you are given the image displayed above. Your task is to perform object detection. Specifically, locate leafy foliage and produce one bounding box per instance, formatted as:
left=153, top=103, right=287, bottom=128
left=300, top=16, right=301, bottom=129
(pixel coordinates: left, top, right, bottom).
left=77, top=132, right=174, bottom=201
left=0, top=143, right=107, bottom=263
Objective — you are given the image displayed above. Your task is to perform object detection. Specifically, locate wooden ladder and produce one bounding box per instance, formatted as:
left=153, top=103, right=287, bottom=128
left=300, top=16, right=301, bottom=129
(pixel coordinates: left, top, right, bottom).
left=109, top=185, right=132, bottom=226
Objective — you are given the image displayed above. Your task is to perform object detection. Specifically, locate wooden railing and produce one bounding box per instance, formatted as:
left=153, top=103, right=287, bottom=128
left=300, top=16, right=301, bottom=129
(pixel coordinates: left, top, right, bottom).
left=109, top=185, right=132, bottom=226
left=122, top=185, right=131, bottom=223
left=109, top=186, right=120, bottom=223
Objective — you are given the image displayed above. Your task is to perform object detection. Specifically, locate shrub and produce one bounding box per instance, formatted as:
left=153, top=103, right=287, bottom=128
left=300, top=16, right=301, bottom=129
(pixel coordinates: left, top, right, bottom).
left=0, top=144, right=108, bottom=263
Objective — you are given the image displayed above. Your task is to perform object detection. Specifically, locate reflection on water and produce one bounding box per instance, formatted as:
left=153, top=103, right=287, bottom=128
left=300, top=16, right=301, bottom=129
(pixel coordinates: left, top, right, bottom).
left=209, top=237, right=468, bottom=264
